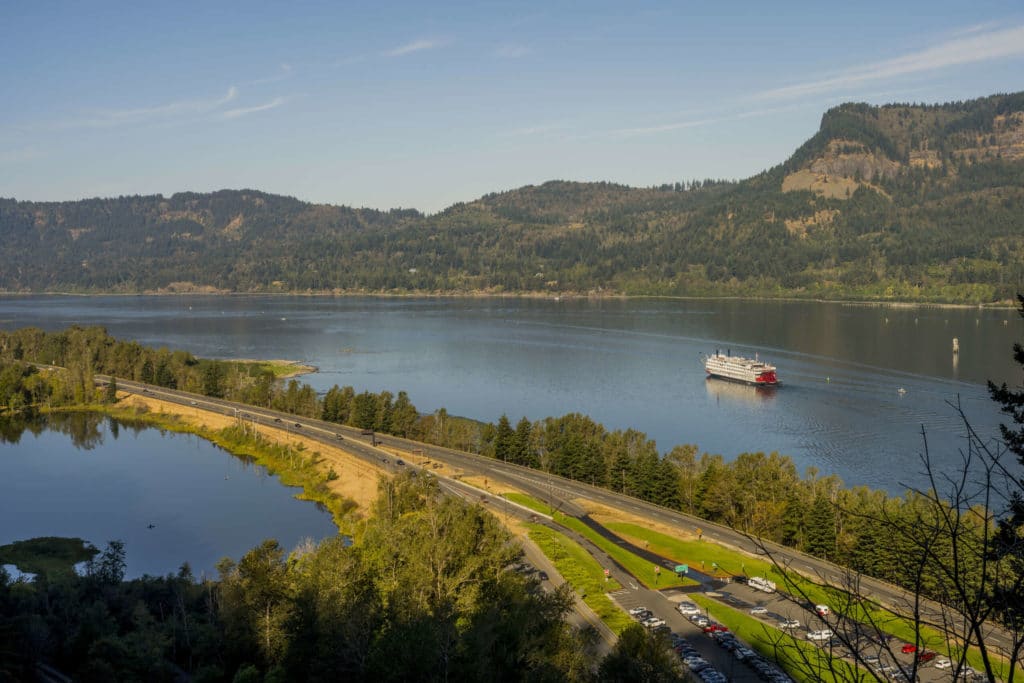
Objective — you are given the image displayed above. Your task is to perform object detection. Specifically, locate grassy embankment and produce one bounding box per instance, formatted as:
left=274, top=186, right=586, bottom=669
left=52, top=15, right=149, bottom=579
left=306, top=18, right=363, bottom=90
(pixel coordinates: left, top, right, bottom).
left=504, top=493, right=693, bottom=590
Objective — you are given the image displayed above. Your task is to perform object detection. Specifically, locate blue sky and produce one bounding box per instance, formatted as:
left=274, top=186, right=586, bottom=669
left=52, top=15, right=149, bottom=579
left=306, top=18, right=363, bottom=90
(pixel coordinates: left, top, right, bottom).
left=2, top=1, right=1023, bottom=212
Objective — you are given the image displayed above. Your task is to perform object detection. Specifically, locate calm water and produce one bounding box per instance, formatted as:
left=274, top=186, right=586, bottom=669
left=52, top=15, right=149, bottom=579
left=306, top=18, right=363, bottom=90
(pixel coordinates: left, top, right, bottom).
left=0, top=415, right=338, bottom=578
left=1, top=295, right=1021, bottom=492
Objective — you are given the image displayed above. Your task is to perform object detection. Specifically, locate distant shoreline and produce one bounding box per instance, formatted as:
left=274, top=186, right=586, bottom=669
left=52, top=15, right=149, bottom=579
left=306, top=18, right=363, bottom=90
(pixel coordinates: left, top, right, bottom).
left=0, top=289, right=1016, bottom=310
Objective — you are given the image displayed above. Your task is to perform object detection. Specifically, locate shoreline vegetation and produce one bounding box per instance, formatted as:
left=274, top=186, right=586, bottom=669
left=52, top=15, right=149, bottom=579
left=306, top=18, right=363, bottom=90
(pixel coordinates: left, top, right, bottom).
left=0, top=288, right=1017, bottom=309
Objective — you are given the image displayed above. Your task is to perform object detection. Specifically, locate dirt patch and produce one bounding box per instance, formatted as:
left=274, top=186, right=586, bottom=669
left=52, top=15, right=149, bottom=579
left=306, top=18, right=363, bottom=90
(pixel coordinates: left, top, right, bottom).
left=118, top=395, right=386, bottom=509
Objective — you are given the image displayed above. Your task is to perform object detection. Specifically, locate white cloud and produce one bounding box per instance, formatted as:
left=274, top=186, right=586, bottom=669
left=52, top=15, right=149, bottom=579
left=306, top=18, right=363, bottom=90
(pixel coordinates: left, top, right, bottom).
left=53, top=87, right=239, bottom=129
left=384, top=38, right=447, bottom=57
left=222, top=97, right=287, bottom=119
left=755, top=23, right=1024, bottom=101
left=251, top=63, right=293, bottom=85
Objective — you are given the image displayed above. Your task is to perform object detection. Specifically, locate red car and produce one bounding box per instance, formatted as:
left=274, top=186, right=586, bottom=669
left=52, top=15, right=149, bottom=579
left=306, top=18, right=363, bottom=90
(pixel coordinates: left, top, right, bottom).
left=703, top=624, right=729, bottom=633
left=916, top=650, right=936, bottom=663
left=901, top=643, right=917, bottom=654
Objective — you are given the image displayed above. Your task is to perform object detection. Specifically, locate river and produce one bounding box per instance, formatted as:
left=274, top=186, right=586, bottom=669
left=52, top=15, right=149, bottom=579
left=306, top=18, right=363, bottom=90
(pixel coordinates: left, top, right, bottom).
left=0, top=295, right=1020, bottom=492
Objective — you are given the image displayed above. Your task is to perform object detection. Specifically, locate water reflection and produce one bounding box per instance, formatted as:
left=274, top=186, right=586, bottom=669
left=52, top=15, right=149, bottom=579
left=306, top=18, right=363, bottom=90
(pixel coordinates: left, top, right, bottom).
left=704, top=378, right=777, bottom=405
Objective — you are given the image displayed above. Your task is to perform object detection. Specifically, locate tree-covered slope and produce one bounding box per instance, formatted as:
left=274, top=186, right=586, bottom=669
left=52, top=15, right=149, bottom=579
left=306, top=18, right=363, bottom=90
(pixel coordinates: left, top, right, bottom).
left=2, top=92, right=1024, bottom=302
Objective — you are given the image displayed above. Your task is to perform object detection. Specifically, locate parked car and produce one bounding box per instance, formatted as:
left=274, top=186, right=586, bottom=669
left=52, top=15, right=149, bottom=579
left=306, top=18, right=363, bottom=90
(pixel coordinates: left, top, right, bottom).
left=806, top=629, right=834, bottom=641
left=779, top=618, right=800, bottom=629
left=916, top=650, right=937, bottom=663
left=628, top=606, right=649, bottom=616
left=702, top=624, right=728, bottom=633
left=933, top=658, right=952, bottom=669
left=749, top=605, right=768, bottom=615
left=678, top=602, right=701, bottom=615
left=900, top=643, right=917, bottom=654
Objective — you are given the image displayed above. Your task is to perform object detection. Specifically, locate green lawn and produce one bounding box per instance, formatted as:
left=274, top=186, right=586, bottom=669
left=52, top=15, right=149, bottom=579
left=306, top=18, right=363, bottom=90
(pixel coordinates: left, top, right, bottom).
left=554, top=514, right=694, bottom=589
left=526, top=523, right=633, bottom=634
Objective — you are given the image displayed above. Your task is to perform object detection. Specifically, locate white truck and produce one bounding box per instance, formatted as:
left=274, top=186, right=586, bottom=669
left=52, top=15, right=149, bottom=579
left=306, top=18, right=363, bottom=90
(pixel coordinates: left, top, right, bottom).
left=748, top=576, right=777, bottom=593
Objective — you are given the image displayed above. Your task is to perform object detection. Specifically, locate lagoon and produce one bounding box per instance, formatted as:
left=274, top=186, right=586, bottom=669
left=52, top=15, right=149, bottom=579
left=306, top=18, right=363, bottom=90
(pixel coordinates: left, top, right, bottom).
left=0, top=414, right=338, bottom=579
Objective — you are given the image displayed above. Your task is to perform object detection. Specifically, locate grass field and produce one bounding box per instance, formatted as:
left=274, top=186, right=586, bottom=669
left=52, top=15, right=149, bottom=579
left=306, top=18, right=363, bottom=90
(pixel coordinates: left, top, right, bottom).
left=526, top=523, right=633, bottom=634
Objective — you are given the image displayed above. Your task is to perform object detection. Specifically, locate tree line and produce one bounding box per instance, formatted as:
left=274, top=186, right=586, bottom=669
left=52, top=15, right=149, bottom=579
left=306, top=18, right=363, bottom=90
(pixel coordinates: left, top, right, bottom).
left=3, top=323, right=1022, bottom=645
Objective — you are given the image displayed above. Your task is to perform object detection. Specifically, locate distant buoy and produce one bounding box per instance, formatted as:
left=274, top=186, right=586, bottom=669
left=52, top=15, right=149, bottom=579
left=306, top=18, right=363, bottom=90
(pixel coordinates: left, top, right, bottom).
left=952, top=338, right=960, bottom=354
left=898, top=387, right=907, bottom=395
left=826, top=377, right=830, bottom=383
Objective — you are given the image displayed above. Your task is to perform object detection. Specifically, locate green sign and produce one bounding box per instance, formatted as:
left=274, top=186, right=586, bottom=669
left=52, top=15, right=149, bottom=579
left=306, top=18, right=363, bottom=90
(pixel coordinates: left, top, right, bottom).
left=675, top=564, right=689, bottom=574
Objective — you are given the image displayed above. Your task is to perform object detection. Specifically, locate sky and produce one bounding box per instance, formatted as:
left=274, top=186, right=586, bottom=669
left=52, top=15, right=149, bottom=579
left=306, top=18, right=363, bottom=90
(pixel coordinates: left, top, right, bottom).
left=2, top=0, right=1023, bottom=213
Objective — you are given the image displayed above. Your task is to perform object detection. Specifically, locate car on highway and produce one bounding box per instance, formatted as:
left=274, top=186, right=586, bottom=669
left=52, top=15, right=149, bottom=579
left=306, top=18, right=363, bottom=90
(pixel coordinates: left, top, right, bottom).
left=190, top=400, right=197, bottom=405
left=274, top=417, right=282, bottom=423
left=779, top=618, right=800, bottom=629
left=538, top=571, right=549, bottom=581
left=335, top=433, right=344, bottom=440
left=396, top=459, right=405, bottom=466
left=749, top=605, right=768, bottom=615
left=806, top=629, right=834, bottom=641
left=900, top=643, right=917, bottom=654
left=294, top=422, right=302, bottom=428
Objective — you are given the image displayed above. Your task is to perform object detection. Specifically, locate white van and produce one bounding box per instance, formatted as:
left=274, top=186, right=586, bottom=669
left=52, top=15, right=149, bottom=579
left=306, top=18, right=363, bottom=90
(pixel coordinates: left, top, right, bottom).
left=748, top=576, right=777, bottom=593
left=806, top=629, right=834, bottom=641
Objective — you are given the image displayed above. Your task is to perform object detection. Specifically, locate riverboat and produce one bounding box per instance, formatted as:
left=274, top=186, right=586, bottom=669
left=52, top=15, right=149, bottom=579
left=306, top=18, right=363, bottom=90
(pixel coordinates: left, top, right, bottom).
left=704, top=350, right=778, bottom=386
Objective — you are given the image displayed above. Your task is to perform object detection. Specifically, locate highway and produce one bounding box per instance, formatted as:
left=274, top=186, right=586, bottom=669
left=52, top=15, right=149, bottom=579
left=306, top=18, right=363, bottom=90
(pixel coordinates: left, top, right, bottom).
left=104, top=377, right=1015, bottom=678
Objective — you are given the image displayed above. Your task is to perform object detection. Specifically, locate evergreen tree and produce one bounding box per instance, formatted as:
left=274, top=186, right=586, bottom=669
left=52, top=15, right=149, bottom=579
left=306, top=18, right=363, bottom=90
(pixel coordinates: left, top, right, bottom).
left=493, top=414, right=514, bottom=462
left=103, top=376, right=118, bottom=404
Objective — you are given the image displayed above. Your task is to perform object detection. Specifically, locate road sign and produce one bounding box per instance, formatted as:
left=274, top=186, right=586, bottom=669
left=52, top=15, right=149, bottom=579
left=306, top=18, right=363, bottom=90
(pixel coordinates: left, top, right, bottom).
left=675, top=564, right=688, bottom=574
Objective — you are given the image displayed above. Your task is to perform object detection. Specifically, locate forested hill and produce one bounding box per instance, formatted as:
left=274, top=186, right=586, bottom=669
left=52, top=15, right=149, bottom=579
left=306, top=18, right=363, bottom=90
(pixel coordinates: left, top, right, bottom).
left=3, top=91, right=1024, bottom=303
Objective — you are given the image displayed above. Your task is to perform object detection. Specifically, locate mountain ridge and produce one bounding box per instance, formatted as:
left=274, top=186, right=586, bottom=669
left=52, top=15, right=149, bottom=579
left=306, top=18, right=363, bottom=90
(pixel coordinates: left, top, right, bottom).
left=3, top=92, right=1024, bottom=303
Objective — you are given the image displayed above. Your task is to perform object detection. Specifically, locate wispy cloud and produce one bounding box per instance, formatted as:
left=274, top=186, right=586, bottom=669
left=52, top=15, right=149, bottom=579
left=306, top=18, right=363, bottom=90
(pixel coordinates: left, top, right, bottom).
left=755, top=23, right=1024, bottom=101
left=606, top=104, right=802, bottom=138
left=384, top=38, right=447, bottom=57
left=222, top=97, right=287, bottom=119
left=495, top=43, right=531, bottom=58
left=55, top=87, right=239, bottom=129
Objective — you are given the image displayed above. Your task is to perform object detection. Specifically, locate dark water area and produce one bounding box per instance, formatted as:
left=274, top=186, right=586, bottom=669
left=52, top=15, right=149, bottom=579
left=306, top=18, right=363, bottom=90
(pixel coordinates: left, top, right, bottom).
left=0, top=413, right=338, bottom=579
left=1, top=295, right=1021, bottom=493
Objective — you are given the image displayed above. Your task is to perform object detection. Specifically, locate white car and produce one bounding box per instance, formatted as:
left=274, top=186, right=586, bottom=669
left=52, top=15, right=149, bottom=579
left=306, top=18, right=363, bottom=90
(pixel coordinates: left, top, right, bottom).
left=806, top=629, right=834, bottom=641
left=749, top=605, right=768, bottom=615
left=628, top=606, right=649, bottom=616
left=779, top=618, right=800, bottom=629
left=642, top=617, right=666, bottom=629
left=678, top=602, right=701, bottom=616
left=691, top=615, right=710, bottom=627
left=933, top=658, right=952, bottom=669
